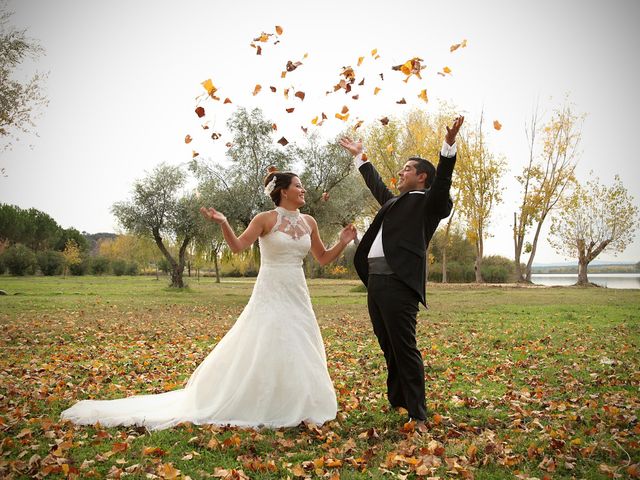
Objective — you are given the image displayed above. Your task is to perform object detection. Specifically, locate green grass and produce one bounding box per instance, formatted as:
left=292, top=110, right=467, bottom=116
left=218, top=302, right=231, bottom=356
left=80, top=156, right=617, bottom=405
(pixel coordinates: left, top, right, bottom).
left=1, top=275, right=639, bottom=479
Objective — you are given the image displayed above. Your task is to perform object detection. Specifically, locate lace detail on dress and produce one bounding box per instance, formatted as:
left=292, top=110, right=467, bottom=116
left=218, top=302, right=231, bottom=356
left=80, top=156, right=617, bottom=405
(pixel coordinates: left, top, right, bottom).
left=271, top=207, right=311, bottom=240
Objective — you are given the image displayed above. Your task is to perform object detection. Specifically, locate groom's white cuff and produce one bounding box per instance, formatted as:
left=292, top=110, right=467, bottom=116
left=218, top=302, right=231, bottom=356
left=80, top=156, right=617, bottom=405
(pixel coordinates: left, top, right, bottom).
left=441, top=141, right=456, bottom=158
left=354, top=152, right=368, bottom=169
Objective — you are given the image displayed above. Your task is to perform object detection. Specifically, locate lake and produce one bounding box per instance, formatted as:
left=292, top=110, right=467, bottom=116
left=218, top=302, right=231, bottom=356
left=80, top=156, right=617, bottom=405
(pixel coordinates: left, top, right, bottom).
left=531, top=273, right=640, bottom=289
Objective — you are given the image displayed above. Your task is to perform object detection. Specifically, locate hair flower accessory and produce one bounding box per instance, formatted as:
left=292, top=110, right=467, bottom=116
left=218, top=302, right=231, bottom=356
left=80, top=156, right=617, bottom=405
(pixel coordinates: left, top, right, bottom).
left=264, top=175, right=277, bottom=196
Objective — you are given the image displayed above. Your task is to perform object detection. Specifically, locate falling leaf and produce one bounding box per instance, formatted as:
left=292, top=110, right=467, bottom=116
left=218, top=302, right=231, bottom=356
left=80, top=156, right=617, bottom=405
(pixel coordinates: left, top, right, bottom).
left=295, top=91, right=305, bottom=101
left=225, top=142, right=233, bottom=148
left=418, top=89, right=428, bottom=102
left=371, top=48, right=377, bottom=56
left=341, top=105, right=349, bottom=114
left=271, top=123, right=278, bottom=130
left=386, top=143, right=394, bottom=153
left=201, top=124, right=209, bottom=129
left=192, top=150, right=199, bottom=158
left=374, top=87, right=381, bottom=95
left=380, top=116, right=389, bottom=125
left=224, top=97, right=232, bottom=104
left=184, top=135, right=192, bottom=144
left=286, top=60, right=302, bottom=72
left=270, top=86, right=277, bottom=92
left=252, top=84, right=262, bottom=96
left=352, top=94, right=359, bottom=100
left=374, top=54, right=380, bottom=59
left=358, top=78, right=365, bottom=86
left=301, top=126, right=308, bottom=134
left=281, top=71, right=287, bottom=78
left=354, top=120, right=364, bottom=130
left=396, top=98, right=407, bottom=104
left=357, top=56, right=364, bottom=66
left=284, top=88, right=289, bottom=99
left=211, top=132, right=221, bottom=140
left=494, top=120, right=502, bottom=130
left=256, top=45, right=262, bottom=55
left=390, top=177, right=397, bottom=186
left=443, top=66, right=452, bottom=74
left=277, top=137, right=289, bottom=146
left=267, top=165, right=278, bottom=173
left=335, top=112, right=350, bottom=121
left=391, top=57, right=425, bottom=81
left=195, top=106, right=205, bottom=118
left=322, top=112, right=327, bottom=119
left=275, top=25, right=283, bottom=35
left=286, top=107, right=295, bottom=113
left=379, top=73, right=384, bottom=80
left=201, top=79, right=217, bottom=96
left=311, top=116, right=318, bottom=125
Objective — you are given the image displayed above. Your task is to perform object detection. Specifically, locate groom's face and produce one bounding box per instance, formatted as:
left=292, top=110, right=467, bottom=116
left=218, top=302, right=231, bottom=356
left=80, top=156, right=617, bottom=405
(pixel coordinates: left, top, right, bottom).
left=397, top=160, right=427, bottom=193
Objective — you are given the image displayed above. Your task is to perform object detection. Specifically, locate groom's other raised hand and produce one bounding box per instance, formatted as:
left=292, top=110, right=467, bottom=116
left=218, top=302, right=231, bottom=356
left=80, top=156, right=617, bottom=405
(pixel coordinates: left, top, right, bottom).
left=445, top=116, right=464, bottom=146
left=339, top=137, right=364, bottom=157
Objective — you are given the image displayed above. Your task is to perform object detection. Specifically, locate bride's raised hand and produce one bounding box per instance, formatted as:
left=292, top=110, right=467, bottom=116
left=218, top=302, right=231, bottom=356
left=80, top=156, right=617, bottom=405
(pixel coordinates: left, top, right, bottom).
left=339, top=224, right=357, bottom=244
left=200, top=206, right=227, bottom=225
left=338, top=137, right=363, bottom=157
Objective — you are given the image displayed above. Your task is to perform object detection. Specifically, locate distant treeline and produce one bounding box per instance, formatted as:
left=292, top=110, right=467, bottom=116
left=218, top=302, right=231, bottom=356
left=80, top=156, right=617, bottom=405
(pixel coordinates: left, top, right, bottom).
left=532, top=263, right=640, bottom=274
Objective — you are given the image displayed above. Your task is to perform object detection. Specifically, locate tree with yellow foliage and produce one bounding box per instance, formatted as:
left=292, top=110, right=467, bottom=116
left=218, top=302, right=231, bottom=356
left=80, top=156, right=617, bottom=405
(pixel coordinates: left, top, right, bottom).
left=62, top=239, right=81, bottom=278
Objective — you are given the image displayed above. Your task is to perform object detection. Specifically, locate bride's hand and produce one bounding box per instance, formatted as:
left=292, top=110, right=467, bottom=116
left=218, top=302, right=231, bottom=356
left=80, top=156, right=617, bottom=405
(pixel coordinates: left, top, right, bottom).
left=200, top=206, right=227, bottom=225
left=339, top=224, right=357, bottom=244
left=338, top=137, right=363, bottom=157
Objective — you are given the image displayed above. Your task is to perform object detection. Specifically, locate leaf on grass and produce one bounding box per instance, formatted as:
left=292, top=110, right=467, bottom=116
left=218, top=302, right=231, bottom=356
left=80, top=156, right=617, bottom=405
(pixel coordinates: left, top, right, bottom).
left=278, top=137, right=289, bottom=146
left=143, top=447, right=166, bottom=457
left=195, top=106, right=205, bottom=118
left=493, top=120, right=502, bottom=130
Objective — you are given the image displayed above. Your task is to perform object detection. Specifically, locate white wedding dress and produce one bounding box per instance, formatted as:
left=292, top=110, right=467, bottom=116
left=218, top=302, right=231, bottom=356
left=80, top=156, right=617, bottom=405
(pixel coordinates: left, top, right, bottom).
left=61, top=207, right=337, bottom=430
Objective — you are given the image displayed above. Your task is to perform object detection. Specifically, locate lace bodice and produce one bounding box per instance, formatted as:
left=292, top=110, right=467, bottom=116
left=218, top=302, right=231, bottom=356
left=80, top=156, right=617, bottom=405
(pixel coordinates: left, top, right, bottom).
left=259, top=207, right=312, bottom=266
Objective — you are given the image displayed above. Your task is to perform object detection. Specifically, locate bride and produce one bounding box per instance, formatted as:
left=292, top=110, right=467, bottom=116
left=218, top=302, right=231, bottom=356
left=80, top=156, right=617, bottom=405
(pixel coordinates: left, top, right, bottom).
left=61, top=170, right=357, bottom=430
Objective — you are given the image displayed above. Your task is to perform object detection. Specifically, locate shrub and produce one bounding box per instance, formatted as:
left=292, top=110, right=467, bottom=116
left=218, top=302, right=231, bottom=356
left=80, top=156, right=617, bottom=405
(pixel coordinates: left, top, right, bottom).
left=126, top=262, right=139, bottom=275
left=69, top=259, right=88, bottom=276
left=2, top=244, right=37, bottom=275
left=111, top=259, right=127, bottom=276
left=37, top=250, right=65, bottom=276
left=0, top=257, right=5, bottom=274
left=90, top=256, right=110, bottom=275
left=481, top=255, right=515, bottom=283
left=157, top=258, right=170, bottom=274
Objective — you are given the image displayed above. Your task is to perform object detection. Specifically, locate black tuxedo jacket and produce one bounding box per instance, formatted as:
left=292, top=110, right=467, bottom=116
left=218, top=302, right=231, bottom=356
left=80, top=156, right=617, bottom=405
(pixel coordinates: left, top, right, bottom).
left=354, top=154, right=456, bottom=305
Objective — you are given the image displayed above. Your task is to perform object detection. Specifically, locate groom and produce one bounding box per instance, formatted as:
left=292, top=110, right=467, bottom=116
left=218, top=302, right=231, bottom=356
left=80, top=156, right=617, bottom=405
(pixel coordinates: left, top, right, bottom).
left=340, top=116, right=463, bottom=429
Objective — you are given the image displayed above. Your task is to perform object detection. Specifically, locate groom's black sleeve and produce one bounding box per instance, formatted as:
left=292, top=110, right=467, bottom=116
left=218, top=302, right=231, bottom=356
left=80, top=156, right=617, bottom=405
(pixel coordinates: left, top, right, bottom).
left=359, top=162, right=395, bottom=206
left=426, top=154, right=456, bottom=220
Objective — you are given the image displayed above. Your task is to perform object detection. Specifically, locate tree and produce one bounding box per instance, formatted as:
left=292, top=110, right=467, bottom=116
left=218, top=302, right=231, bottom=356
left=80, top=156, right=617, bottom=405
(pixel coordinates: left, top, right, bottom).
left=112, top=163, right=204, bottom=288
left=457, top=113, right=506, bottom=282
left=550, top=174, right=638, bottom=285
left=0, top=3, right=48, bottom=159
left=61, top=239, right=81, bottom=278
left=513, top=101, right=582, bottom=282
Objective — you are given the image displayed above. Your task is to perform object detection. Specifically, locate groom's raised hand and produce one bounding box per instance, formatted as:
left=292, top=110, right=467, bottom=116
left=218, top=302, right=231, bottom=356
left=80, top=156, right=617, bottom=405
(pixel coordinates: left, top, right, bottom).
left=445, top=116, right=465, bottom=146
left=339, top=137, right=363, bottom=157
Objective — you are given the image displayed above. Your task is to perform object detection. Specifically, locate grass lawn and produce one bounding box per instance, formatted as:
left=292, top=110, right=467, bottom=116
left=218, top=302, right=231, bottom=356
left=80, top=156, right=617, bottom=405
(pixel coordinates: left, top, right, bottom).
left=0, top=275, right=638, bottom=479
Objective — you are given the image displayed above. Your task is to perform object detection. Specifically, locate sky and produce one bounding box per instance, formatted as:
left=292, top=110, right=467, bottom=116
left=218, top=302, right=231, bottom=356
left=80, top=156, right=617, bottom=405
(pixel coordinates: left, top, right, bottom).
left=2, top=0, right=640, bottom=264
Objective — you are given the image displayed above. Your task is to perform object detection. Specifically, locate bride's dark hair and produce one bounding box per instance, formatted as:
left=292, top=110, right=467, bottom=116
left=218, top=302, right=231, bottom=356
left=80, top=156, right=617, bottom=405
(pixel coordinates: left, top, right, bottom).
left=264, top=169, right=298, bottom=206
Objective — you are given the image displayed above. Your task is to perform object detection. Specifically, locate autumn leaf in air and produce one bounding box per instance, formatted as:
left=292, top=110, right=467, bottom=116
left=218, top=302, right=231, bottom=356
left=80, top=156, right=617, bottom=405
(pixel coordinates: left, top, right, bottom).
left=270, top=86, right=277, bottom=92
left=225, top=142, right=233, bottom=148
left=271, top=123, right=277, bottom=130
left=341, top=105, right=349, bottom=114
left=286, top=60, right=302, bottom=72
left=275, top=25, right=283, bottom=35
left=371, top=48, right=377, bottom=56
left=301, top=126, right=308, bottom=134
left=223, top=98, right=232, bottom=104
left=277, top=137, right=289, bottom=146
left=192, top=150, right=199, bottom=158
left=391, top=57, right=425, bottom=81
left=386, top=143, right=394, bottom=153
left=295, top=91, right=305, bottom=101
left=311, top=116, right=318, bottom=125
left=396, top=98, right=407, bottom=104
left=352, top=94, right=359, bottom=100
left=374, top=87, right=381, bottom=95
left=450, top=39, right=468, bottom=51
left=380, top=116, right=389, bottom=125
left=252, top=84, right=262, bottom=96
left=354, top=120, right=364, bottom=130
left=285, top=107, right=295, bottom=113
left=335, top=112, right=350, bottom=121
left=184, top=135, right=192, bottom=144
left=211, top=132, right=221, bottom=140
left=493, top=120, right=502, bottom=130
left=418, top=89, right=428, bottom=102
left=357, top=56, right=364, bottom=66
left=201, top=79, right=217, bottom=97
left=195, top=106, right=205, bottom=118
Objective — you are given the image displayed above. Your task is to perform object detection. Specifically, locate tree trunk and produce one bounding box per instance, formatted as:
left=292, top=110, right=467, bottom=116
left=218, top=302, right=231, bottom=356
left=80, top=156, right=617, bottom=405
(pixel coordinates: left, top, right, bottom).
left=577, top=260, right=589, bottom=285
left=525, top=213, right=547, bottom=282
left=170, top=268, right=184, bottom=288
left=475, top=235, right=484, bottom=283
left=513, top=212, right=525, bottom=282
left=442, top=249, right=448, bottom=283
left=213, top=252, right=220, bottom=283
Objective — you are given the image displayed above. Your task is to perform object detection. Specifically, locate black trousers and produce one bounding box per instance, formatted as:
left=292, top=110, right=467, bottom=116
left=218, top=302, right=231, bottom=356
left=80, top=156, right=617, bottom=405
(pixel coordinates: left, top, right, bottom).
left=367, top=274, right=427, bottom=421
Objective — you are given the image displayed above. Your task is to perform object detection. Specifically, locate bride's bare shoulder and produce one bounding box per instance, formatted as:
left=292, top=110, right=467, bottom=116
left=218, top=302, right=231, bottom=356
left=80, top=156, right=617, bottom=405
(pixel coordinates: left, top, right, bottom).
left=254, top=210, right=278, bottom=235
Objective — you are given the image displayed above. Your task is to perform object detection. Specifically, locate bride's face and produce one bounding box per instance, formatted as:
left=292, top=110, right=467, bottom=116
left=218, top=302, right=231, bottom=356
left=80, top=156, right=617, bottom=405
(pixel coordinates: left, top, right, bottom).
left=281, top=176, right=306, bottom=207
